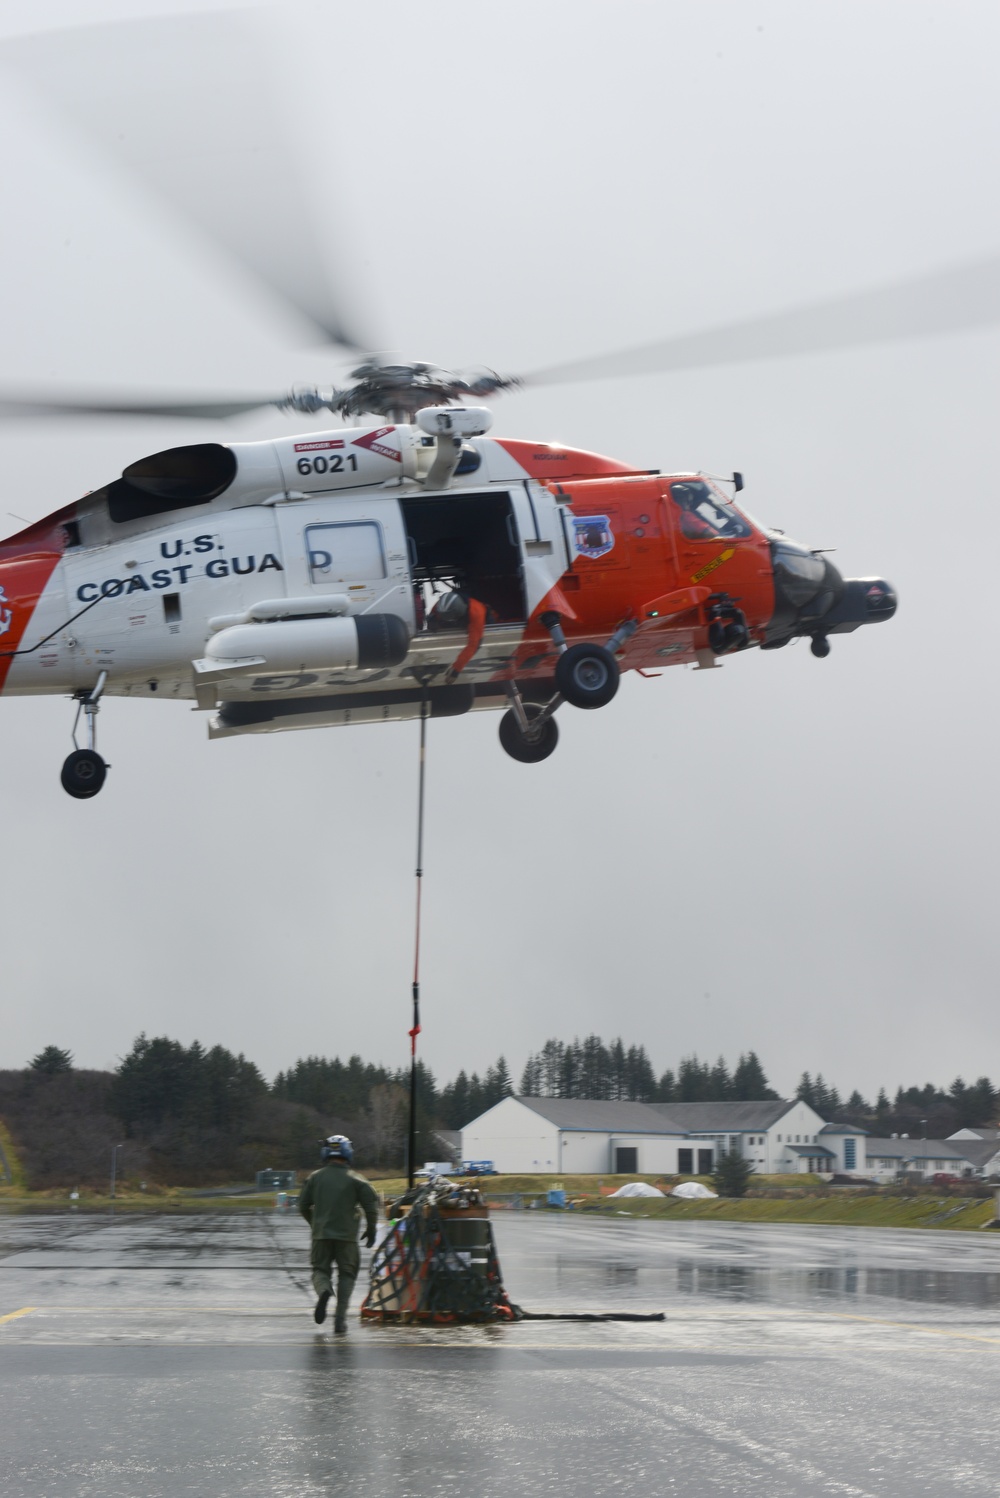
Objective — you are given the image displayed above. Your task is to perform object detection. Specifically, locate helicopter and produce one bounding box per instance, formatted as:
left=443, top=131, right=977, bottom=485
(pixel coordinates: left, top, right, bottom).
left=12, top=10, right=1000, bottom=800
left=0, top=379, right=898, bottom=798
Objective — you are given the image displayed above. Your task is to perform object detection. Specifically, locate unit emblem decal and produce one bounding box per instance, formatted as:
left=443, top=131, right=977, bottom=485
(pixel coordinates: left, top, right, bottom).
left=0, top=585, right=11, bottom=636
left=572, top=515, right=615, bottom=560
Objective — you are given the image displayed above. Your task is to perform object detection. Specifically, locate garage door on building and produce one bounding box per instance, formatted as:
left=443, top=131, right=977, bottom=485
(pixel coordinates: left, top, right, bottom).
left=615, top=1146, right=638, bottom=1173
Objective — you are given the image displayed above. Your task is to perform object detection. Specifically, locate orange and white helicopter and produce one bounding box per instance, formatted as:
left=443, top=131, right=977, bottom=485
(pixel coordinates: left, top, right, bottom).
left=15, top=11, right=1000, bottom=801
left=0, top=364, right=898, bottom=798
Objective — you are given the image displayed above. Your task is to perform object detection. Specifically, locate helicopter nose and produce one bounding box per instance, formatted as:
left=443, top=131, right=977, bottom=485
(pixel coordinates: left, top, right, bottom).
left=766, top=535, right=898, bottom=648
left=818, top=576, right=898, bottom=632
left=857, top=578, right=897, bottom=621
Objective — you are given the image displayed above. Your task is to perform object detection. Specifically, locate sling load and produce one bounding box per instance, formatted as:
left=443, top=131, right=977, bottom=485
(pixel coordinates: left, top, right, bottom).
left=360, top=1177, right=517, bottom=1324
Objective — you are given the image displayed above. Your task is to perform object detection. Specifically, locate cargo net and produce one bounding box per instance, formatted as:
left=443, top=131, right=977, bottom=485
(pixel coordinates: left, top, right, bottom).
left=361, top=1179, right=519, bottom=1324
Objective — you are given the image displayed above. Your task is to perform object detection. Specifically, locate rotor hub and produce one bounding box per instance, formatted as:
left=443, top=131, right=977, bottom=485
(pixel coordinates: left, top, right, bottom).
left=281, top=362, right=520, bottom=421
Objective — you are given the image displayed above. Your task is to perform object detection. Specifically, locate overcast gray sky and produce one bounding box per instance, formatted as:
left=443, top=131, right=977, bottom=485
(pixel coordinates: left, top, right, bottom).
left=1, top=0, right=998, bottom=1101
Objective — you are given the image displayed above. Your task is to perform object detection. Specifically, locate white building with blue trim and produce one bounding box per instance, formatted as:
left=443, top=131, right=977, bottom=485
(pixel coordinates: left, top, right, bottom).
left=460, top=1096, right=869, bottom=1177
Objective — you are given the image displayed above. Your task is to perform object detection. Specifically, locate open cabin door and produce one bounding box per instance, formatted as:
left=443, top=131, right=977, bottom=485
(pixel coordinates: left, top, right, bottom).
left=275, top=495, right=414, bottom=633
left=400, top=489, right=527, bottom=629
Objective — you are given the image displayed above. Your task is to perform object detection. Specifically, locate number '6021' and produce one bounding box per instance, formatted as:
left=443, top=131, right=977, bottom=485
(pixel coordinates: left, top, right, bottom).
left=296, top=453, right=358, bottom=476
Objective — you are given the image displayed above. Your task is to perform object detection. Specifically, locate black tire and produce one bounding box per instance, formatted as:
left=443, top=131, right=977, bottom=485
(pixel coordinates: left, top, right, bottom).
left=61, top=749, right=107, bottom=799
left=498, top=707, right=559, bottom=763
left=554, top=643, right=619, bottom=709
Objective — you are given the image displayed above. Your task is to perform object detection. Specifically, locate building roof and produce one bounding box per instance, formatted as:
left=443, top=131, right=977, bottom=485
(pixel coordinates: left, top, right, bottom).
left=648, top=1100, right=796, bottom=1132
left=948, top=1128, right=1000, bottom=1142
left=865, top=1138, right=967, bottom=1162
left=512, top=1097, right=686, bottom=1134
left=787, top=1144, right=836, bottom=1157
left=506, top=1097, right=809, bottom=1135
left=819, top=1122, right=869, bottom=1136
left=945, top=1139, right=1000, bottom=1171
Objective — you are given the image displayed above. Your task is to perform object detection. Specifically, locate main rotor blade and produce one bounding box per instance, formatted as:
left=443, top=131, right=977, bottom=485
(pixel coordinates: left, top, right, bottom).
left=523, top=255, right=1000, bottom=386
left=0, top=391, right=283, bottom=421
left=1, top=14, right=375, bottom=351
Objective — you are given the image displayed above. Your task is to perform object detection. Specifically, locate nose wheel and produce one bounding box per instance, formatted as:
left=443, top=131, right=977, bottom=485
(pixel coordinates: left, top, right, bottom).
left=62, top=673, right=110, bottom=799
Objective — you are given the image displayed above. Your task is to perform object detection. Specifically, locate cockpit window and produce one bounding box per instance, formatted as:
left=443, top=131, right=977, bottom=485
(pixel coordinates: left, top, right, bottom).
left=670, top=480, right=751, bottom=541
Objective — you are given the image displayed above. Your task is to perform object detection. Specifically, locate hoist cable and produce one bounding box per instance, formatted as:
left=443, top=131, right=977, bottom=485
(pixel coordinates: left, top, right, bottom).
left=407, top=691, right=429, bottom=1189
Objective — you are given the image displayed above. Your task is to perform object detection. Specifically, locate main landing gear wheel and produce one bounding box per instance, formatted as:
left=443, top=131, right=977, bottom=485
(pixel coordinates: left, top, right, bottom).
left=554, top=643, right=620, bottom=709
left=499, top=707, right=559, bottom=763
left=61, top=749, right=108, bottom=799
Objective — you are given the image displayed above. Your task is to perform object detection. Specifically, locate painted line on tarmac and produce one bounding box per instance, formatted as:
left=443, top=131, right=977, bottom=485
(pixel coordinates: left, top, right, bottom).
left=822, top=1310, right=1000, bottom=1347
left=0, top=1307, right=36, bottom=1323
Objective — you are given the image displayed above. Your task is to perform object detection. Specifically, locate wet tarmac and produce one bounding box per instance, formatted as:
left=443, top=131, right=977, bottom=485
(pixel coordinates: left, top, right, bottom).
left=2, top=1208, right=999, bottom=1496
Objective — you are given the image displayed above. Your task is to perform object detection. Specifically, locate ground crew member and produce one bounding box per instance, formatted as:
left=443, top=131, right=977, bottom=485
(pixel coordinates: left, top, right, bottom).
left=298, top=1134, right=379, bottom=1332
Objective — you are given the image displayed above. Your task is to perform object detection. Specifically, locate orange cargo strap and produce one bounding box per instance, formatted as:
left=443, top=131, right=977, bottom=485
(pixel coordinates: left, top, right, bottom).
left=447, top=597, right=488, bottom=681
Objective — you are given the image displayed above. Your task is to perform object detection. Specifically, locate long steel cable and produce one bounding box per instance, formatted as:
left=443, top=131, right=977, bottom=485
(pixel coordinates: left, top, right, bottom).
left=407, top=692, right=429, bottom=1189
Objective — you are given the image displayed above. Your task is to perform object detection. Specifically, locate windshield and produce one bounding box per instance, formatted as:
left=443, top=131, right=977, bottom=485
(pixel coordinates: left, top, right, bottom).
left=670, top=479, right=751, bottom=541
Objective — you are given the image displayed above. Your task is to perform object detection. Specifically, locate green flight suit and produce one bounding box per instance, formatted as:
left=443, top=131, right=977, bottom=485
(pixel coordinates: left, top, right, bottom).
left=298, top=1163, right=379, bottom=1317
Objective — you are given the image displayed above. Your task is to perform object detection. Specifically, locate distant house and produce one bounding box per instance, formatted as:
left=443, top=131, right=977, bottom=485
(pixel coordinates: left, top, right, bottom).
left=865, top=1138, right=975, bottom=1181
left=947, top=1129, right=1000, bottom=1178
left=460, top=1095, right=867, bottom=1176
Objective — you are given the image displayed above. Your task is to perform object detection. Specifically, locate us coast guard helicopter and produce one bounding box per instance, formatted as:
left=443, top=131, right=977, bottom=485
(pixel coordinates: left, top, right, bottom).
left=0, top=369, right=899, bottom=798
left=12, top=11, right=997, bottom=800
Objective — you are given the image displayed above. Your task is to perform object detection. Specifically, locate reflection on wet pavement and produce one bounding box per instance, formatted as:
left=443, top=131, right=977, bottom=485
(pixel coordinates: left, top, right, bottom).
left=2, top=1210, right=1000, bottom=1496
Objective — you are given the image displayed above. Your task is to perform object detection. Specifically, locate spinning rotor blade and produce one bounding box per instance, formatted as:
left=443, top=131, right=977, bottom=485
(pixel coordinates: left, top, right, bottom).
left=2, top=14, right=375, bottom=351
left=523, top=255, right=1000, bottom=386
left=0, top=391, right=284, bottom=422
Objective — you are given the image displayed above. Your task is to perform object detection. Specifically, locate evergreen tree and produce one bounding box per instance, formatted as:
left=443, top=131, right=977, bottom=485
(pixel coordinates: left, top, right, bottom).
left=843, top=1090, right=870, bottom=1127
left=438, top=1070, right=471, bottom=1128
left=679, top=1055, right=712, bottom=1101
left=559, top=1041, right=579, bottom=1099
left=656, top=1068, right=677, bottom=1103
left=493, top=1056, right=513, bottom=1100
left=732, top=1052, right=777, bottom=1101
left=109, top=1034, right=266, bottom=1134
left=710, top=1150, right=755, bottom=1197
left=580, top=1035, right=609, bottom=1099
left=519, top=1056, right=540, bottom=1096
left=797, top=1072, right=815, bottom=1108
left=28, top=1046, right=73, bottom=1075
left=709, top=1055, right=733, bottom=1100
left=626, top=1045, right=657, bottom=1101
left=609, top=1038, right=627, bottom=1100
left=539, top=1040, right=564, bottom=1097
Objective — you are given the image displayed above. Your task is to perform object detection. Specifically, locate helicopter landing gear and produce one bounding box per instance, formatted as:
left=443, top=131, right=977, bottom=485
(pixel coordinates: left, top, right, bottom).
left=499, top=704, right=560, bottom=763
left=539, top=610, right=626, bottom=710
left=499, top=680, right=560, bottom=763
left=62, top=672, right=109, bottom=799
left=554, top=643, right=620, bottom=709
left=810, top=633, right=831, bottom=658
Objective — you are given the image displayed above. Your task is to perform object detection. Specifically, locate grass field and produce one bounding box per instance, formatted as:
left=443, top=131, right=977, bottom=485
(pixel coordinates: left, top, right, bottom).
left=3, top=1173, right=997, bottom=1232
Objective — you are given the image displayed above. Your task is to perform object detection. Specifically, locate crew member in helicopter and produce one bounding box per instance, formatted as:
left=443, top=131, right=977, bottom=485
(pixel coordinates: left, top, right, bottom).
left=298, top=1134, right=379, bottom=1332
left=671, top=481, right=720, bottom=540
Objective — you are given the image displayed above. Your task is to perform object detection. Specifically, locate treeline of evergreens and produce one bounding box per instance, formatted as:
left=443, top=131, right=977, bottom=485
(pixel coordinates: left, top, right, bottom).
left=519, top=1040, right=775, bottom=1104
left=3, top=1039, right=998, bottom=1189
left=797, top=1071, right=1000, bottom=1139
left=0, top=1038, right=519, bottom=1188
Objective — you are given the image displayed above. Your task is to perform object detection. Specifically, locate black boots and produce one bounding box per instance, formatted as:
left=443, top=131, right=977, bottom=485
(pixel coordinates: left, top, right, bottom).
left=313, top=1290, right=331, bottom=1325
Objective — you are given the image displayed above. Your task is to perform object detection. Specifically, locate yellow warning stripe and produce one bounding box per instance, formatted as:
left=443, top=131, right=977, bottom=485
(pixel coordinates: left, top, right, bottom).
left=0, top=1306, right=36, bottom=1324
